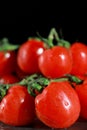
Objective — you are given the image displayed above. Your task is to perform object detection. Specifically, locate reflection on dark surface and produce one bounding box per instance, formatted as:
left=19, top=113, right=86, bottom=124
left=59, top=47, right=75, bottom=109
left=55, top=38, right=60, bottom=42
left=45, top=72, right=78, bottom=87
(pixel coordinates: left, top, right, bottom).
left=0, top=119, right=87, bottom=130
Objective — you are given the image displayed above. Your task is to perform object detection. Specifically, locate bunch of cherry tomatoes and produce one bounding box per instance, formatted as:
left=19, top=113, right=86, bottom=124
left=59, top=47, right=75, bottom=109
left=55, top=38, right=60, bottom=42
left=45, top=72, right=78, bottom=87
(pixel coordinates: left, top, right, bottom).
left=0, top=28, right=87, bottom=129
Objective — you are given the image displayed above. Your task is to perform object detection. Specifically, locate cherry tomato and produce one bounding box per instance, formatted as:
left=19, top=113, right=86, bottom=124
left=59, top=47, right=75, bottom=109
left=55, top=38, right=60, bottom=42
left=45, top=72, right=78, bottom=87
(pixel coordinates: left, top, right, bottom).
left=75, top=83, right=87, bottom=120
left=83, top=77, right=87, bottom=84
left=17, top=39, right=45, bottom=74
left=0, top=85, right=35, bottom=126
left=38, top=46, right=72, bottom=78
left=70, top=42, right=87, bottom=75
left=35, top=81, right=80, bottom=128
left=75, top=74, right=87, bottom=81
left=0, top=51, right=17, bottom=76
left=0, top=74, right=19, bottom=84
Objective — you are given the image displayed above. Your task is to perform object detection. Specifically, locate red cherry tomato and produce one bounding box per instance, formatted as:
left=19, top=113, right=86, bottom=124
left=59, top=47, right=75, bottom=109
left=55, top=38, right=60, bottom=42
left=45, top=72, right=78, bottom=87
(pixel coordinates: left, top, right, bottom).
left=70, top=42, right=87, bottom=75
left=0, top=74, right=19, bottom=84
left=75, top=74, right=87, bottom=81
left=17, top=39, right=45, bottom=74
left=83, top=76, right=87, bottom=84
left=35, top=81, right=80, bottom=128
left=0, top=85, right=35, bottom=126
left=0, top=51, right=17, bottom=76
left=38, top=46, right=72, bottom=78
left=75, top=83, right=87, bottom=120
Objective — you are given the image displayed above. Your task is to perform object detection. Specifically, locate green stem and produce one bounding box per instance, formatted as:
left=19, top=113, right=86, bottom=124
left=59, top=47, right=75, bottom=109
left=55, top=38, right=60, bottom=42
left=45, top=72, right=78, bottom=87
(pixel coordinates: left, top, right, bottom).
left=51, top=77, right=68, bottom=82
left=0, top=73, right=69, bottom=98
left=0, top=73, right=83, bottom=100
left=48, top=28, right=60, bottom=42
left=25, top=74, right=50, bottom=96
left=58, top=39, right=71, bottom=49
left=36, top=32, right=54, bottom=48
left=37, top=28, right=71, bottom=49
left=19, top=74, right=38, bottom=86
left=37, top=28, right=61, bottom=48
left=0, top=38, right=20, bottom=51
left=66, top=74, right=83, bottom=84
left=47, top=28, right=61, bottom=48
left=0, top=84, right=11, bottom=100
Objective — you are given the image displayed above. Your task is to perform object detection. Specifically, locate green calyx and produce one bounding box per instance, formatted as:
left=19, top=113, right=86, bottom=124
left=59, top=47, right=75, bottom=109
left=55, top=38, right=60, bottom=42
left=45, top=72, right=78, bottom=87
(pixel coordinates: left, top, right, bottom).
left=0, top=74, right=50, bottom=99
left=66, top=74, right=83, bottom=84
left=0, top=38, right=19, bottom=51
left=0, top=84, right=11, bottom=101
left=21, top=74, right=83, bottom=96
left=19, top=74, right=50, bottom=97
left=0, top=73, right=83, bottom=100
left=37, top=28, right=71, bottom=49
left=58, top=39, right=71, bottom=48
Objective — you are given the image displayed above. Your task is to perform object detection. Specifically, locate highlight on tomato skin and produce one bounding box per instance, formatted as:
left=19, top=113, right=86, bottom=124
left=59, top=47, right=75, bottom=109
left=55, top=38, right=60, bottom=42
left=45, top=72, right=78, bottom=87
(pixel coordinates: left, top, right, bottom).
left=70, top=42, right=87, bottom=76
left=0, top=51, right=17, bottom=76
left=0, top=74, right=19, bottom=84
left=35, top=81, right=81, bottom=128
left=17, top=39, right=46, bottom=75
left=0, top=85, right=36, bottom=126
left=38, top=46, right=72, bottom=79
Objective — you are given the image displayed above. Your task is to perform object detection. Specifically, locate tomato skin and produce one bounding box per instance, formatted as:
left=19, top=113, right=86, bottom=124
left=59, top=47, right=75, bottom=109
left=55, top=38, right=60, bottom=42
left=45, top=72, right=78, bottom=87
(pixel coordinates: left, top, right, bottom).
left=17, top=39, right=45, bottom=74
left=0, top=85, right=35, bottom=126
left=83, top=77, right=87, bottom=84
left=0, top=51, right=17, bottom=76
left=0, top=74, right=19, bottom=84
left=38, top=46, right=72, bottom=78
left=75, top=83, right=87, bottom=120
left=15, top=65, right=29, bottom=80
left=70, top=42, right=87, bottom=75
left=35, top=81, right=80, bottom=128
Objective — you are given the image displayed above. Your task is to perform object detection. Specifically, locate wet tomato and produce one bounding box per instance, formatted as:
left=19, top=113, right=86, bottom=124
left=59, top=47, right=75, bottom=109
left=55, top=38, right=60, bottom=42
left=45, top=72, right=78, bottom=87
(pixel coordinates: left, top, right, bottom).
left=35, top=81, right=80, bottom=128
left=38, top=46, right=72, bottom=78
left=17, top=39, right=45, bottom=74
left=70, top=42, right=87, bottom=75
left=0, top=85, right=35, bottom=126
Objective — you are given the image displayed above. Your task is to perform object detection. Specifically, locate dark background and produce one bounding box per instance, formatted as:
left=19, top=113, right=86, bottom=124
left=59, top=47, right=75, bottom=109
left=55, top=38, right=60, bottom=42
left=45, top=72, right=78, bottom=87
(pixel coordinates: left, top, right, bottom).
left=0, top=2, right=87, bottom=45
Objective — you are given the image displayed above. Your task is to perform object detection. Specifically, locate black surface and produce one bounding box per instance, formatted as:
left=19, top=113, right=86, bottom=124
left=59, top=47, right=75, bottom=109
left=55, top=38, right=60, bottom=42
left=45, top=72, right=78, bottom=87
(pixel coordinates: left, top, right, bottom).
left=0, top=121, right=87, bottom=130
